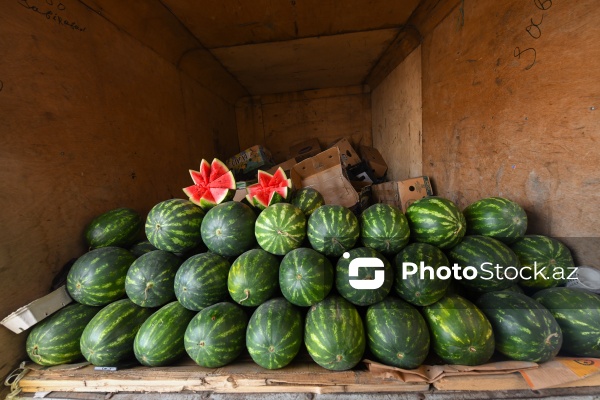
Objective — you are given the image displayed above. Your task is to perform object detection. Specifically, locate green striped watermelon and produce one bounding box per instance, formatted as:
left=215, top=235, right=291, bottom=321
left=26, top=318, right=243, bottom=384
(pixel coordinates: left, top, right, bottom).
left=183, top=158, right=236, bottom=210
left=26, top=303, right=101, bottom=366
left=129, top=240, right=157, bottom=258
left=335, top=247, right=394, bottom=306
left=510, top=235, right=575, bottom=289
left=305, top=295, right=365, bottom=371
left=463, top=197, right=528, bottom=244
left=145, top=199, right=205, bottom=253
left=365, top=297, right=430, bottom=369
left=255, top=203, right=306, bottom=256
left=447, top=235, right=521, bottom=292
left=228, top=249, right=280, bottom=307
left=307, top=205, right=360, bottom=257
left=201, top=201, right=257, bottom=257
left=360, top=203, right=410, bottom=255
left=279, top=248, right=333, bottom=307
left=67, top=247, right=135, bottom=306
left=184, top=302, right=248, bottom=368
left=393, top=243, right=451, bottom=306
left=125, top=250, right=181, bottom=307
left=423, top=294, right=495, bottom=365
left=405, top=196, right=466, bottom=249
left=174, top=252, right=230, bottom=311
left=133, top=301, right=196, bottom=366
left=476, top=291, right=562, bottom=362
left=80, top=299, right=154, bottom=366
left=291, top=187, right=325, bottom=217
left=533, top=287, right=600, bottom=357
left=84, top=207, right=143, bottom=250
left=246, top=298, right=303, bottom=369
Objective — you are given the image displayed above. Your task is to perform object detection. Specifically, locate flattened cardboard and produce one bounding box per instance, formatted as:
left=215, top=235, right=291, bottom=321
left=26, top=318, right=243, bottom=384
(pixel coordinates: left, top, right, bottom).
left=289, top=138, right=321, bottom=162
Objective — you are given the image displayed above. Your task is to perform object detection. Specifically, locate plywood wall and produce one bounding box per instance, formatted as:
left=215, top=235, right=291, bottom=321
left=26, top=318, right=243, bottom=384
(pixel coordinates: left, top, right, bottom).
left=0, top=0, right=239, bottom=379
left=421, top=0, right=600, bottom=264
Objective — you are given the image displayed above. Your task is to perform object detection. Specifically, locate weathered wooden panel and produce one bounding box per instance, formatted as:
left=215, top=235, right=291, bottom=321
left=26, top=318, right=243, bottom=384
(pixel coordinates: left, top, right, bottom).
left=236, top=86, right=372, bottom=163
left=422, top=0, right=600, bottom=264
left=372, top=46, right=423, bottom=180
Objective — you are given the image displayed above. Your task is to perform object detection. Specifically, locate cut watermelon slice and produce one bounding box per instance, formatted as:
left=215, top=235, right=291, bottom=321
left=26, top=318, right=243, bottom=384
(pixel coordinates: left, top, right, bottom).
left=245, top=167, right=293, bottom=210
left=183, top=158, right=236, bottom=210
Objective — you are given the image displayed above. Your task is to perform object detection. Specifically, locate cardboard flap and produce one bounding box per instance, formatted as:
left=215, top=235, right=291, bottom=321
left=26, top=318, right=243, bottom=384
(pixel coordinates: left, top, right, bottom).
left=519, top=357, right=600, bottom=390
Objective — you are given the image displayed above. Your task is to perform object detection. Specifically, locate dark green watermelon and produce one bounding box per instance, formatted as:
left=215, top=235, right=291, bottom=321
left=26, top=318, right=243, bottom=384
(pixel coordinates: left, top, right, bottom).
left=360, top=203, right=410, bottom=255
left=80, top=299, right=154, bottom=366
left=335, top=247, right=394, bottom=306
left=279, top=247, right=333, bottom=307
left=307, top=205, right=359, bottom=257
left=533, top=287, right=600, bottom=357
left=125, top=250, right=181, bottom=307
left=85, top=207, right=143, bottom=249
left=476, top=291, right=562, bottom=362
left=145, top=199, right=205, bottom=253
left=463, top=197, right=527, bottom=244
left=246, top=298, right=303, bottom=369
left=174, top=252, right=230, bottom=311
left=423, top=294, right=495, bottom=366
left=255, top=203, right=306, bottom=256
left=405, top=196, right=466, bottom=249
left=228, top=249, right=280, bottom=307
left=365, top=297, right=430, bottom=369
left=393, top=243, right=451, bottom=306
left=291, top=187, right=324, bottom=216
left=134, top=301, right=196, bottom=366
left=129, top=240, right=157, bottom=258
left=67, top=247, right=135, bottom=306
left=26, top=303, right=101, bottom=366
left=304, top=295, right=365, bottom=371
left=201, top=201, right=257, bottom=257
left=447, top=235, right=521, bottom=292
left=510, top=235, right=575, bottom=289
left=184, top=302, right=248, bottom=368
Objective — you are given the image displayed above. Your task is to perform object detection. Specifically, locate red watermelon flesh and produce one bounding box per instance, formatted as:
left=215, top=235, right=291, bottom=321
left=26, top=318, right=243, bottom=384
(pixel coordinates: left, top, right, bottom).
left=183, top=159, right=236, bottom=210
left=246, top=168, right=292, bottom=209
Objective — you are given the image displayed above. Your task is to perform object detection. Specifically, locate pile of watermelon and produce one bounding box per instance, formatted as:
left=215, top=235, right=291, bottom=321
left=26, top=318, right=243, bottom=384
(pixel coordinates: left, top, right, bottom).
left=24, top=158, right=600, bottom=373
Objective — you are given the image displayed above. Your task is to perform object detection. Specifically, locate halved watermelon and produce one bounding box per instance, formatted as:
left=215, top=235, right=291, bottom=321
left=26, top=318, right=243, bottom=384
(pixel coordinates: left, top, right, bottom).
left=183, top=158, right=236, bottom=210
left=245, top=167, right=292, bottom=210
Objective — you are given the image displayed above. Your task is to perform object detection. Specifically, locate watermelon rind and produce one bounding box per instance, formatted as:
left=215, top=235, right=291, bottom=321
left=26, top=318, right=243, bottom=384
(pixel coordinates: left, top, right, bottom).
left=228, top=249, right=280, bottom=307
left=183, top=158, right=236, bottom=210
left=463, top=197, right=527, bottom=244
left=307, top=205, right=360, bottom=257
left=246, top=167, right=292, bottom=210
left=291, top=187, right=325, bottom=217
left=201, top=201, right=257, bottom=257
left=255, top=203, right=306, bottom=256
left=279, top=248, right=333, bottom=307
left=360, top=203, right=410, bottom=255
left=84, top=207, right=143, bottom=250
left=125, top=250, right=181, bottom=308
left=405, top=196, right=466, bottom=249
left=145, top=198, right=205, bottom=253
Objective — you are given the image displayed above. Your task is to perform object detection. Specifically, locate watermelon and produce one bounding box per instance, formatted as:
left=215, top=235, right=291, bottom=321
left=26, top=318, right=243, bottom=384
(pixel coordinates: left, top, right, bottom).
left=133, top=301, right=196, bottom=367
left=307, top=205, right=360, bottom=257
left=279, top=248, right=333, bottom=307
left=80, top=299, right=154, bottom=366
left=145, top=198, right=205, bottom=253
left=447, top=235, right=521, bottom=292
left=201, top=201, right=257, bottom=257
left=291, top=187, right=324, bottom=216
left=228, top=249, right=280, bottom=307
left=183, top=158, right=236, bottom=210
left=405, top=196, right=466, bottom=249
left=129, top=240, right=157, bottom=258
left=174, top=252, right=231, bottom=311
left=365, top=297, right=430, bottom=369
left=246, top=298, right=303, bottom=369
left=476, top=291, right=562, bottom=362
left=26, top=303, right=101, bottom=366
left=255, top=203, right=306, bottom=255
left=533, top=287, right=600, bottom=357
left=184, top=302, right=248, bottom=368
left=246, top=167, right=292, bottom=210
left=67, top=247, right=135, bottom=306
left=423, top=294, right=495, bottom=365
left=335, top=247, right=394, bottom=306
left=510, top=235, right=575, bottom=289
left=360, top=203, right=410, bottom=255
left=305, top=295, right=365, bottom=371
left=393, top=243, right=451, bottom=306
left=84, top=207, right=143, bottom=249
left=125, top=250, right=181, bottom=307
left=463, top=197, right=528, bottom=244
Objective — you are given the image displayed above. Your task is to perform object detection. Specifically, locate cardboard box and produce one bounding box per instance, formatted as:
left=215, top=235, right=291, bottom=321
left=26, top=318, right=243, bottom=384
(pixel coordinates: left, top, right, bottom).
left=266, top=157, right=297, bottom=175
left=289, top=138, right=322, bottom=162
left=225, top=145, right=275, bottom=179
left=372, top=176, right=434, bottom=212
left=360, top=145, right=388, bottom=178
left=329, top=138, right=361, bottom=168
